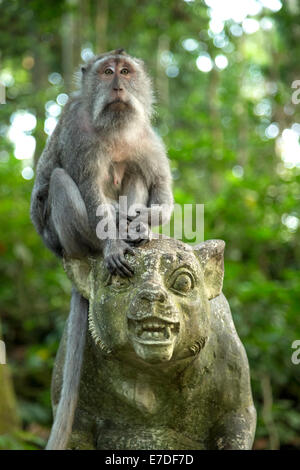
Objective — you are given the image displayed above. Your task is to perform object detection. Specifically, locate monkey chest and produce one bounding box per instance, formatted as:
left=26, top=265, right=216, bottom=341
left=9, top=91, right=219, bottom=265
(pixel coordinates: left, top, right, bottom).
left=111, top=161, right=126, bottom=187
left=102, top=161, right=148, bottom=205
left=101, top=162, right=127, bottom=199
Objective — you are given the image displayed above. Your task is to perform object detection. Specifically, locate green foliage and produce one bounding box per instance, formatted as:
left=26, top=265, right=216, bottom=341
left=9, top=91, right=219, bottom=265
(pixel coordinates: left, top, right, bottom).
left=0, top=430, right=45, bottom=450
left=0, top=0, right=300, bottom=450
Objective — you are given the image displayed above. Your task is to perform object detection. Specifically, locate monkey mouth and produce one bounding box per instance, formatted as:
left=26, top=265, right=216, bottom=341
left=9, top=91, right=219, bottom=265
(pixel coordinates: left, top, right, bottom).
left=128, top=317, right=179, bottom=345
left=107, top=98, right=128, bottom=110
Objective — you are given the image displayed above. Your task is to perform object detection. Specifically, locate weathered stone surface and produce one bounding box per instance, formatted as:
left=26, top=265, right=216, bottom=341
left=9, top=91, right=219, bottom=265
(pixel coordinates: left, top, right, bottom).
left=52, top=237, right=256, bottom=450
left=0, top=366, right=20, bottom=435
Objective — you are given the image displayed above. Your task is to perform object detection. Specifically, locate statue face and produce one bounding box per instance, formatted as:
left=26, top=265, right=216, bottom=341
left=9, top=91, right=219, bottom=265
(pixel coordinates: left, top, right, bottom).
left=88, top=239, right=211, bottom=365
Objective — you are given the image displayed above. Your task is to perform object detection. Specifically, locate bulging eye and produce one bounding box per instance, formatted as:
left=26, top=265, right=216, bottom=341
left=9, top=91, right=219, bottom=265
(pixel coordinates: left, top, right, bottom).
left=120, top=68, right=129, bottom=75
left=104, top=68, right=113, bottom=75
left=171, top=273, right=193, bottom=294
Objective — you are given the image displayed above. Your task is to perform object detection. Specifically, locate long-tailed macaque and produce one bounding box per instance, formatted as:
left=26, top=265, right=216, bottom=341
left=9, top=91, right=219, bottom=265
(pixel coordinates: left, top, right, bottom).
left=30, top=49, right=173, bottom=449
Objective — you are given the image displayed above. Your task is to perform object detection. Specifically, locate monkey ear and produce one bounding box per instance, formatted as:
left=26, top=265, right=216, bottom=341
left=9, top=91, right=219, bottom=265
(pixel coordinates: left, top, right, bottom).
left=63, top=257, right=92, bottom=299
left=133, top=57, right=145, bottom=67
left=193, top=240, right=225, bottom=300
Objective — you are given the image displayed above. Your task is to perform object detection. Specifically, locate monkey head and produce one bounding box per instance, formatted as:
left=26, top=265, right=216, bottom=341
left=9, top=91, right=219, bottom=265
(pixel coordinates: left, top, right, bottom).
left=80, top=49, right=154, bottom=131
left=64, top=238, right=225, bottom=367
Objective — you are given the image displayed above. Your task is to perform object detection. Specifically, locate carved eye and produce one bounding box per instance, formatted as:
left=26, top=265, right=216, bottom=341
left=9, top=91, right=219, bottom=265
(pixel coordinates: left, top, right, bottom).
left=111, top=275, right=131, bottom=290
left=171, top=273, right=193, bottom=294
left=104, top=68, right=114, bottom=75
left=120, top=68, right=129, bottom=75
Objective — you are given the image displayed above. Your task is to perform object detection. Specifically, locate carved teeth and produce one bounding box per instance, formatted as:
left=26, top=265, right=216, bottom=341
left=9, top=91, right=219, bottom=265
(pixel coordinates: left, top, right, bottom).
left=165, top=326, right=171, bottom=339
left=140, top=330, right=165, bottom=340
left=129, top=318, right=179, bottom=339
left=141, top=321, right=166, bottom=331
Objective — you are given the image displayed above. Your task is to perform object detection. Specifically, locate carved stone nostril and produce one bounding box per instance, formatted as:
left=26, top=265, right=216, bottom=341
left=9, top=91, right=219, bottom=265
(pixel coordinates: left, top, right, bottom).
left=140, top=289, right=167, bottom=303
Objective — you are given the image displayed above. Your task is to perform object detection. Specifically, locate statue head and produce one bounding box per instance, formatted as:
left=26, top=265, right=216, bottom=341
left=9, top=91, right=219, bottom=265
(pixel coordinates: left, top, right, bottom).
left=64, top=238, right=225, bottom=366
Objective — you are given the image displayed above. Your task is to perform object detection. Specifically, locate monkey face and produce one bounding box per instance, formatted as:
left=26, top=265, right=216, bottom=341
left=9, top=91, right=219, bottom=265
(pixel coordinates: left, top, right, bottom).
left=64, top=238, right=225, bottom=368
left=81, top=52, right=154, bottom=130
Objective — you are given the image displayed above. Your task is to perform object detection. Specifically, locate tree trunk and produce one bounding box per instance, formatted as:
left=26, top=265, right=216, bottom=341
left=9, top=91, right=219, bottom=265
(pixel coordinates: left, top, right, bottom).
left=0, top=332, right=19, bottom=435
left=156, top=35, right=170, bottom=106
left=95, top=0, right=108, bottom=53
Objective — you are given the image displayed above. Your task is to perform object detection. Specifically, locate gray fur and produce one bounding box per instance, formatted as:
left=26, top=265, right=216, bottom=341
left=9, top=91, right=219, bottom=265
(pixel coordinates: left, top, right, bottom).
left=46, top=289, right=88, bottom=450
left=30, top=50, right=173, bottom=450
left=30, top=49, right=173, bottom=267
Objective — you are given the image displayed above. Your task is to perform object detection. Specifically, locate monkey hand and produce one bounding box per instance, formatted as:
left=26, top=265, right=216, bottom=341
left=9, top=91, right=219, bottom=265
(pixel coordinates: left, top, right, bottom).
left=103, top=239, right=135, bottom=278
left=116, top=209, right=135, bottom=227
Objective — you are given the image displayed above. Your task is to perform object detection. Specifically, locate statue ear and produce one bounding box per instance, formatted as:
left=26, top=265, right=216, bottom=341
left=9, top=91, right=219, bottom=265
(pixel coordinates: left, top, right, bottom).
left=193, top=240, right=225, bottom=300
left=63, top=257, right=93, bottom=299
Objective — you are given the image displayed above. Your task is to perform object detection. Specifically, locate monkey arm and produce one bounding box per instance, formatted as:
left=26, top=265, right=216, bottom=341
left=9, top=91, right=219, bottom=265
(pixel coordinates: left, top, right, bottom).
left=124, top=174, right=173, bottom=245
left=30, top=127, right=61, bottom=235
left=143, top=144, right=174, bottom=228
left=123, top=131, right=174, bottom=228
left=84, top=189, right=135, bottom=277
left=142, top=178, right=174, bottom=227
left=127, top=156, right=173, bottom=229
left=31, top=167, right=51, bottom=236
left=30, top=183, right=48, bottom=236
left=124, top=158, right=173, bottom=245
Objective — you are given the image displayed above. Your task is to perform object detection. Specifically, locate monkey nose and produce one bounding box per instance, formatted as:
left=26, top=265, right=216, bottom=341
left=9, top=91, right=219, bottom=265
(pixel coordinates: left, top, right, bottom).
left=113, top=86, right=123, bottom=92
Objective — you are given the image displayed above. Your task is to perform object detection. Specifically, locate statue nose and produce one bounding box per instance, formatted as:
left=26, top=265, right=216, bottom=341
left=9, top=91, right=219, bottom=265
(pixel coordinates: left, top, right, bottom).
left=139, top=284, right=167, bottom=303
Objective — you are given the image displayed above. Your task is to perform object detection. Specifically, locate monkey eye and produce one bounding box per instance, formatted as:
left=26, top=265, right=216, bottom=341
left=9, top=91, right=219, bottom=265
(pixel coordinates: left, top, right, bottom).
left=120, top=68, right=129, bottom=75
left=104, top=68, right=114, bottom=75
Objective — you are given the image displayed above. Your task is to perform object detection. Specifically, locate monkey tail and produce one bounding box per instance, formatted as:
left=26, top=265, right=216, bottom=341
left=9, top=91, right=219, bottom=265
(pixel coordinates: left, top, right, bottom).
left=46, top=287, right=88, bottom=450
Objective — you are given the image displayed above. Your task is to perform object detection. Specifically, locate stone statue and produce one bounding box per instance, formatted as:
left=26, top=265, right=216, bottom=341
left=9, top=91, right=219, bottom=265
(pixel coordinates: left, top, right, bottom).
left=51, top=237, right=256, bottom=450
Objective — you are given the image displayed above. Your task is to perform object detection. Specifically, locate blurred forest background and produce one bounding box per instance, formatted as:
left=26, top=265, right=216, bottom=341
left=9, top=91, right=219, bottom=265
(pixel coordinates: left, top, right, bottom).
left=0, top=0, right=300, bottom=450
